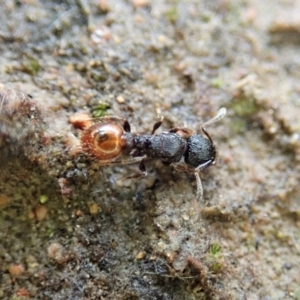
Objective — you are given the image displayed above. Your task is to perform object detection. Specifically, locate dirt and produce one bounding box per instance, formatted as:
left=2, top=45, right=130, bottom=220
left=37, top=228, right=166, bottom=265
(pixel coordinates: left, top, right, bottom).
left=0, top=0, right=300, bottom=299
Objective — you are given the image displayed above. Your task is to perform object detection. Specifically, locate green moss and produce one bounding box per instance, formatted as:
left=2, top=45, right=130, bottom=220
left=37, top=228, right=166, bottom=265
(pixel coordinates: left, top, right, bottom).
left=208, top=243, right=222, bottom=256
left=231, top=98, right=260, bottom=117
left=21, top=57, right=40, bottom=75
left=294, top=290, right=300, bottom=300
left=166, top=7, right=178, bottom=23
left=201, top=13, right=211, bottom=23
left=231, top=118, right=246, bottom=133
left=211, top=78, right=223, bottom=88
left=92, top=101, right=111, bottom=118
left=39, top=194, right=48, bottom=204
left=205, top=243, right=224, bottom=274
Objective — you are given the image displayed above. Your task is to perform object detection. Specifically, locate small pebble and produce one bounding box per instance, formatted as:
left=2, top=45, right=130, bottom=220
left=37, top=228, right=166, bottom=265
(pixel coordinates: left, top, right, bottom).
left=34, top=205, right=48, bottom=221
left=8, top=264, right=25, bottom=277
left=0, top=195, right=9, bottom=206
left=47, top=242, right=64, bottom=263
left=89, top=203, right=100, bottom=215
left=136, top=251, right=146, bottom=260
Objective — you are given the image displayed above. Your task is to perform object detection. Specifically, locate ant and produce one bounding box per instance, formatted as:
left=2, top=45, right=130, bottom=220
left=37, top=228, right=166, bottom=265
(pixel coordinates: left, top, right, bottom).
left=70, top=108, right=226, bottom=201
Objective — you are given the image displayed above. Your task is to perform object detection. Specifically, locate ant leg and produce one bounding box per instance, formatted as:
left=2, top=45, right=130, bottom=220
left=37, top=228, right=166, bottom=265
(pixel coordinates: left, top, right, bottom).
left=194, top=172, right=203, bottom=202
left=171, top=162, right=194, bottom=173
left=94, top=156, right=146, bottom=166
left=151, top=116, right=164, bottom=135
left=171, top=163, right=205, bottom=202
left=125, top=159, right=147, bottom=179
left=138, top=159, right=147, bottom=176
left=169, top=128, right=193, bottom=139
left=123, top=119, right=131, bottom=132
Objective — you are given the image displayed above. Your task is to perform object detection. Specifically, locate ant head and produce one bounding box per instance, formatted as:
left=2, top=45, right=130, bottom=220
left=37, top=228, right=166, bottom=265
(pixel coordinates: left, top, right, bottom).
left=184, top=135, right=216, bottom=169
left=184, top=108, right=226, bottom=170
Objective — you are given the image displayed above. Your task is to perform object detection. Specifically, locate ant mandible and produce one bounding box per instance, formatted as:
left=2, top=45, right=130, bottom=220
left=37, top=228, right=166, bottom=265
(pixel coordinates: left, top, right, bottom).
left=70, top=108, right=226, bottom=202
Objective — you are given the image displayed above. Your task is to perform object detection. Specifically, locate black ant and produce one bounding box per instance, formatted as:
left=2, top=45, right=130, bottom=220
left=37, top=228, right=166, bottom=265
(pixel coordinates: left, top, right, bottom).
left=70, top=108, right=226, bottom=201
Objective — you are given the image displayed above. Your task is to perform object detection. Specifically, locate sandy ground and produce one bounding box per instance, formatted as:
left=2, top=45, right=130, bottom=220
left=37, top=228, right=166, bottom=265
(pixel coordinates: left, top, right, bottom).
left=1, top=0, right=300, bottom=299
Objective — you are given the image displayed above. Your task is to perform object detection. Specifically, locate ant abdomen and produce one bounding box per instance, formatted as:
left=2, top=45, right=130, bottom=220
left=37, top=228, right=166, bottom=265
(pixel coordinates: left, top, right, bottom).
left=81, top=122, right=126, bottom=160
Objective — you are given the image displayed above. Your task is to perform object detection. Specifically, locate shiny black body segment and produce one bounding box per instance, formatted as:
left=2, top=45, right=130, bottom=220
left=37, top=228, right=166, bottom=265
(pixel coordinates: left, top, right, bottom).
left=132, top=133, right=187, bottom=164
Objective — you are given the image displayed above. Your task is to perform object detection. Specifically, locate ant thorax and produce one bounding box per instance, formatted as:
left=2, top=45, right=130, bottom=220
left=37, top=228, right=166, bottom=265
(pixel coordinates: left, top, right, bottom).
left=130, top=132, right=187, bottom=164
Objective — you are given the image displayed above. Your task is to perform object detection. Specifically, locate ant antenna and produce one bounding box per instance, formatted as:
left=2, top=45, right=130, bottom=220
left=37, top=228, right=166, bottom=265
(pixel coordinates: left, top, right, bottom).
left=202, top=107, right=227, bottom=143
